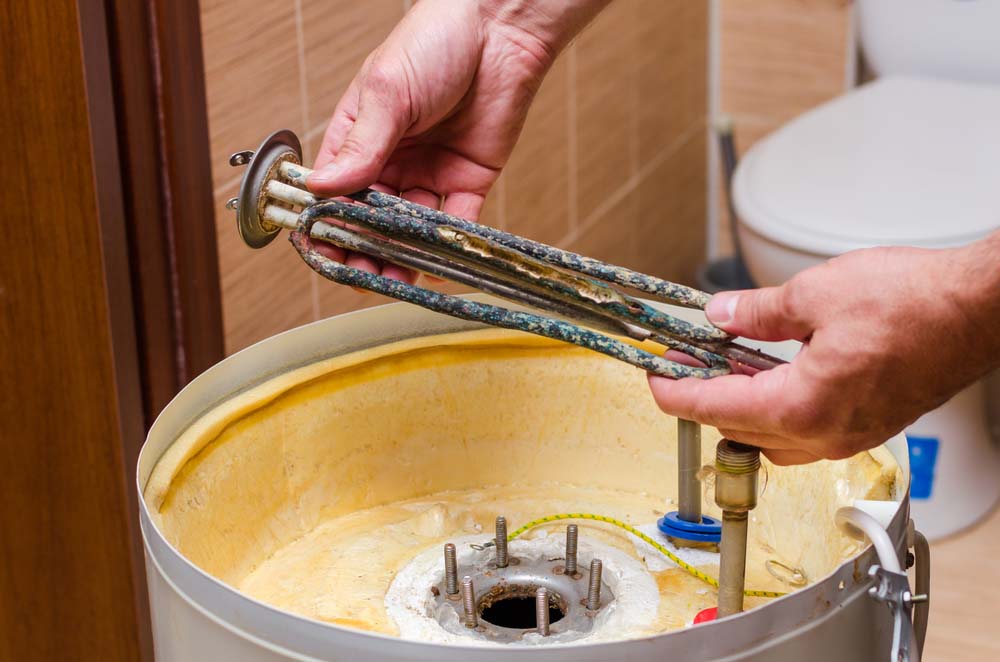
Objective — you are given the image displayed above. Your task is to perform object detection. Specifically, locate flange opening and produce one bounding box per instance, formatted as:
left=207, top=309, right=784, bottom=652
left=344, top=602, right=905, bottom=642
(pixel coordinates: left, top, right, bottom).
left=478, top=585, right=566, bottom=630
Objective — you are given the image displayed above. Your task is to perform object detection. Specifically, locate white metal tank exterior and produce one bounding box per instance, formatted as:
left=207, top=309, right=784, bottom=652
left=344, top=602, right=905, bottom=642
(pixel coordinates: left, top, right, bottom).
left=139, top=298, right=916, bottom=661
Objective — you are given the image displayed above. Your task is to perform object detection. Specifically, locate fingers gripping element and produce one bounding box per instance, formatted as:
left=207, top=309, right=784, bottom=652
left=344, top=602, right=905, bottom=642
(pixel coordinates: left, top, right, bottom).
left=308, top=70, right=410, bottom=196
left=705, top=287, right=812, bottom=342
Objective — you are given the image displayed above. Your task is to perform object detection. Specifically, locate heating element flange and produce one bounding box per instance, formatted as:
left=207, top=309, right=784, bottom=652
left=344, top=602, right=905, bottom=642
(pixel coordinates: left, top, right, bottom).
left=232, top=129, right=303, bottom=249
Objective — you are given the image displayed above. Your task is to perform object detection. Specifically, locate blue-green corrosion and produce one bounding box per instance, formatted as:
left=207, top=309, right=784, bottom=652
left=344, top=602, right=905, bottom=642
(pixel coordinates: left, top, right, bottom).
left=291, top=207, right=731, bottom=380
left=302, top=197, right=730, bottom=346
left=352, top=189, right=713, bottom=309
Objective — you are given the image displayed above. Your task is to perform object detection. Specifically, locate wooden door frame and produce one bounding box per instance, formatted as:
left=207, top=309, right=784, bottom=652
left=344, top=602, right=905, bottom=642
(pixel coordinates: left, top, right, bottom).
left=79, top=0, right=223, bottom=657
left=100, top=0, right=225, bottom=425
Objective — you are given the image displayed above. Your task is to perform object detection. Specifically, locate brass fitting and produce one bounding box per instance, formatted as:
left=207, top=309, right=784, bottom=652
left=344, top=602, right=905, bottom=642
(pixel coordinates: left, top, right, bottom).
left=714, top=439, right=760, bottom=513
left=714, top=439, right=761, bottom=618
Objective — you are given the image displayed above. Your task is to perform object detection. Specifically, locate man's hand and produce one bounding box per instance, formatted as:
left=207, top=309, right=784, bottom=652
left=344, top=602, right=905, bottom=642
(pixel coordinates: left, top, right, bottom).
left=648, top=237, right=1000, bottom=465
left=306, top=0, right=609, bottom=282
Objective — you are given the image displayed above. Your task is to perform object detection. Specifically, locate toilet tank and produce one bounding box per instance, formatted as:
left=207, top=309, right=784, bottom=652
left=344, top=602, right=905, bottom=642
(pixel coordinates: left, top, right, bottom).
left=857, top=0, right=1000, bottom=84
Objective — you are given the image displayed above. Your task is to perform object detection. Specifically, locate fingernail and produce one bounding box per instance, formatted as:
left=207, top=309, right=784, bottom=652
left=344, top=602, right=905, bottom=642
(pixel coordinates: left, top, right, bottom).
left=307, top=165, right=335, bottom=184
left=706, top=292, right=739, bottom=326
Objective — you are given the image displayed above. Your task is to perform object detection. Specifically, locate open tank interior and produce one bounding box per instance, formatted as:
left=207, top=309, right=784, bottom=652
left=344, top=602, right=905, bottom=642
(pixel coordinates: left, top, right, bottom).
left=144, top=329, right=901, bottom=645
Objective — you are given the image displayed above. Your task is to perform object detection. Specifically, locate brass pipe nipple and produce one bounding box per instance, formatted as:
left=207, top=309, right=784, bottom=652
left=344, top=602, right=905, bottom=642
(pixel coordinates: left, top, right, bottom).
left=714, top=439, right=761, bottom=618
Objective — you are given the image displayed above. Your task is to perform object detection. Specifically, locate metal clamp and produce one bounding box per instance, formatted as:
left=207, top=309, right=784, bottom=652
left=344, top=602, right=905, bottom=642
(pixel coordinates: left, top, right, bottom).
left=836, top=507, right=927, bottom=662
left=868, top=565, right=922, bottom=662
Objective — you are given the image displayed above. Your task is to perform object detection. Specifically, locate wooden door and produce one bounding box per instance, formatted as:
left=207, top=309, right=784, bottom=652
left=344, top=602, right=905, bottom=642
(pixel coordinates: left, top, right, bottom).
left=0, top=1, right=222, bottom=660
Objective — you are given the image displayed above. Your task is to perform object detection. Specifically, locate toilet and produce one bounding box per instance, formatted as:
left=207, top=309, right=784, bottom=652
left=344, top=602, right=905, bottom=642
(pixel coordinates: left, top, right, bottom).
left=732, top=0, right=1000, bottom=540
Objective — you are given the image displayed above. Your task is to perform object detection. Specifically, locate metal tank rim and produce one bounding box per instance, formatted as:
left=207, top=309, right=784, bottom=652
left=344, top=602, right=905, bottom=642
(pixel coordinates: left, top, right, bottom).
left=137, top=294, right=911, bottom=661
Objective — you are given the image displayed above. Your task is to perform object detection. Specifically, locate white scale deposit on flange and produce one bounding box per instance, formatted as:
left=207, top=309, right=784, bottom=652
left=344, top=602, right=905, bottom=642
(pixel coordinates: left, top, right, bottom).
left=387, top=532, right=658, bottom=646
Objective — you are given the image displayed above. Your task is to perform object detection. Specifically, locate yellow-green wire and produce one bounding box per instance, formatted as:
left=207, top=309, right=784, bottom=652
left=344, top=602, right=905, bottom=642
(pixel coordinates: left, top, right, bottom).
left=506, top=513, right=786, bottom=599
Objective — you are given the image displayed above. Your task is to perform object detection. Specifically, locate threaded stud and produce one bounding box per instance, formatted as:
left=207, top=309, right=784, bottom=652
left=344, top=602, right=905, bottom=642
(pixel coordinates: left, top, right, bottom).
left=565, top=524, right=578, bottom=576
left=444, top=543, right=458, bottom=596
left=462, top=576, right=477, bottom=628
left=586, top=559, right=603, bottom=610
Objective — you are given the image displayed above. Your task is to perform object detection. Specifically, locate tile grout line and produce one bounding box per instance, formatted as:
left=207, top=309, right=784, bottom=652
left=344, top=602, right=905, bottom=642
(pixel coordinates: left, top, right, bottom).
left=214, top=172, right=243, bottom=199
left=293, top=0, right=310, bottom=137
left=561, top=120, right=706, bottom=247
left=305, top=122, right=330, bottom=143
left=292, top=0, right=320, bottom=320
left=566, top=44, right=579, bottom=234
left=628, top=0, right=641, bottom=262
left=628, top=1, right=641, bottom=183
left=706, top=0, right=721, bottom=259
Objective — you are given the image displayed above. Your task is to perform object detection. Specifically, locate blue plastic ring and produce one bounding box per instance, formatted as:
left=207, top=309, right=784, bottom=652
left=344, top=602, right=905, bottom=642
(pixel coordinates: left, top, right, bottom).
left=657, top=511, right=722, bottom=543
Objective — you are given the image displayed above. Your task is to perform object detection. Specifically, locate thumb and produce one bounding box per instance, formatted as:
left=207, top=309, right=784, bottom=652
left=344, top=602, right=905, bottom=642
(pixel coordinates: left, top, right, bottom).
left=705, top=287, right=812, bottom=341
left=307, top=80, right=409, bottom=196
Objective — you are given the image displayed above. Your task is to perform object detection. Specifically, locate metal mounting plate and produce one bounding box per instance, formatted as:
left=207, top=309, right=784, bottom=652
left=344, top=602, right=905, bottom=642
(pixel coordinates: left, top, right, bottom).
left=236, top=129, right=302, bottom=249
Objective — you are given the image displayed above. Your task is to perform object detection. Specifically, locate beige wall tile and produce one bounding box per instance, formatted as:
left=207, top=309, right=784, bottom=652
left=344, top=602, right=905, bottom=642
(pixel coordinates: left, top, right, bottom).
left=575, top=1, right=638, bottom=223
left=202, top=0, right=303, bottom=192
left=303, top=131, right=321, bottom=169
left=567, top=182, right=640, bottom=269
left=214, top=185, right=315, bottom=354
left=205, top=0, right=711, bottom=350
left=504, top=55, right=571, bottom=245
left=316, top=275, right=473, bottom=320
left=720, top=0, right=852, bottom=124
left=317, top=281, right=393, bottom=320
left=300, top=0, right=402, bottom=138
left=635, top=130, right=707, bottom=284
left=637, top=0, right=709, bottom=168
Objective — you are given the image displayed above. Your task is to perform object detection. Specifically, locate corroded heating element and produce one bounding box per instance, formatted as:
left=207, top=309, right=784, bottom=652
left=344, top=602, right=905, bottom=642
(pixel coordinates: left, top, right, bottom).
left=714, top=440, right=761, bottom=617
left=232, top=132, right=777, bottom=619
left=228, top=130, right=786, bottom=382
left=494, top=516, right=509, bottom=568
left=536, top=587, right=550, bottom=636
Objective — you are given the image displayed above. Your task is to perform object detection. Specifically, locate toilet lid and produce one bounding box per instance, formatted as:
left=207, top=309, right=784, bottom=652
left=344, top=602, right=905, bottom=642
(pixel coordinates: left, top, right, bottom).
left=732, top=76, right=1000, bottom=255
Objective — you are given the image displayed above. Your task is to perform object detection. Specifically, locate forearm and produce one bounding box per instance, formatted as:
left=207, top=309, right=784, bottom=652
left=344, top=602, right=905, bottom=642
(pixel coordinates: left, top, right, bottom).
left=951, top=229, right=1000, bottom=368
left=479, top=0, right=612, bottom=62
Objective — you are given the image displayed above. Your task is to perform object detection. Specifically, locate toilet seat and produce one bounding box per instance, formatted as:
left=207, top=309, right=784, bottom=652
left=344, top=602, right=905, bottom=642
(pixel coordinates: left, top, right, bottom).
left=733, top=76, right=1000, bottom=256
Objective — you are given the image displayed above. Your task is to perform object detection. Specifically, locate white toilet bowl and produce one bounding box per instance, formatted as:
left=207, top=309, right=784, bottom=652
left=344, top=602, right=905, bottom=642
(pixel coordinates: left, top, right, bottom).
left=732, top=75, right=1000, bottom=540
